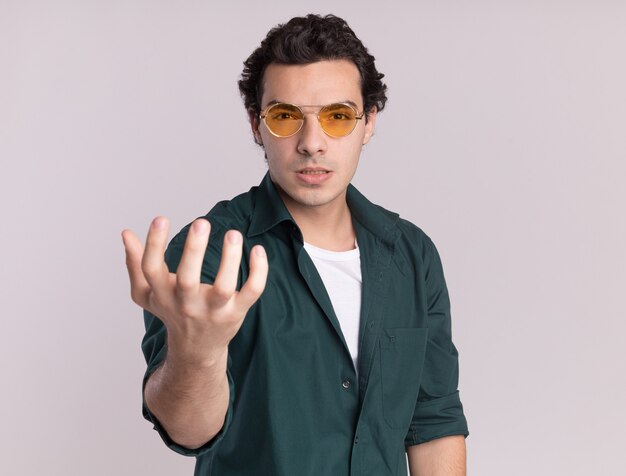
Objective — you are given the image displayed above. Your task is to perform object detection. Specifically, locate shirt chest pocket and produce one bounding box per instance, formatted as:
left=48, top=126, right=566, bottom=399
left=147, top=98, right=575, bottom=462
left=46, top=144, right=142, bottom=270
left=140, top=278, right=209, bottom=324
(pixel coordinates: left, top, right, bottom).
left=379, top=327, right=429, bottom=429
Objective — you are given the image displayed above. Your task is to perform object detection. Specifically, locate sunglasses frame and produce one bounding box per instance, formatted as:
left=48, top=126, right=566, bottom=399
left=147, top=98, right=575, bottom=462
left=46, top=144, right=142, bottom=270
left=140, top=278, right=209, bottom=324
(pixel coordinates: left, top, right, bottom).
left=259, top=102, right=365, bottom=138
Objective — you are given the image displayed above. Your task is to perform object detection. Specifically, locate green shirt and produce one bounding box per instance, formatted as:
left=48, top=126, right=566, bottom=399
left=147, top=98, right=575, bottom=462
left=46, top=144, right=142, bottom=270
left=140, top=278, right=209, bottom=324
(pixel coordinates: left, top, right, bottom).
left=141, top=173, right=469, bottom=475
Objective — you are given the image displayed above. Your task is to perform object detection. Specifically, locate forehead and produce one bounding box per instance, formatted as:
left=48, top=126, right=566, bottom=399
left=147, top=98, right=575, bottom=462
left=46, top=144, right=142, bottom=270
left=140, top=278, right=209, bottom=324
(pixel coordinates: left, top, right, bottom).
left=261, top=60, right=362, bottom=108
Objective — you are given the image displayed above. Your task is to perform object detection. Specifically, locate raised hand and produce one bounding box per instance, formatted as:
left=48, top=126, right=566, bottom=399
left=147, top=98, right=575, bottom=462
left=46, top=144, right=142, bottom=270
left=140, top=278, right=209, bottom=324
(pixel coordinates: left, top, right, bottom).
left=122, top=216, right=268, bottom=365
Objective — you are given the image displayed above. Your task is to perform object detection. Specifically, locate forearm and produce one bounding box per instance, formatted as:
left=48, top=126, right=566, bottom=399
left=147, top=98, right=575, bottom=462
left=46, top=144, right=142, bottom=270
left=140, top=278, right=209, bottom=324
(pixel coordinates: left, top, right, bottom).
left=407, top=435, right=466, bottom=476
left=144, top=347, right=230, bottom=449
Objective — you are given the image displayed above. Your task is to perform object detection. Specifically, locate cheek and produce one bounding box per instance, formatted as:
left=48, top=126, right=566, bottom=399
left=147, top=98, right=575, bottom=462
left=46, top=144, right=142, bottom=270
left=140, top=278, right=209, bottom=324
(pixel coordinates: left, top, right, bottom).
left=260, top=135, right=279, bottom=156
left=264, top=143, right=293, bottom=172
left=340, top=139, right=364, bottom=163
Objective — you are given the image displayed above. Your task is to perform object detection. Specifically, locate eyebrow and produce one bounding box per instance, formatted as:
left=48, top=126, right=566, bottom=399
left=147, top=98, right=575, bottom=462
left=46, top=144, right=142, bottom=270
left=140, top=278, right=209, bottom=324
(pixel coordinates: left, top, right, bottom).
left=263, top=99, right=360, bottom=109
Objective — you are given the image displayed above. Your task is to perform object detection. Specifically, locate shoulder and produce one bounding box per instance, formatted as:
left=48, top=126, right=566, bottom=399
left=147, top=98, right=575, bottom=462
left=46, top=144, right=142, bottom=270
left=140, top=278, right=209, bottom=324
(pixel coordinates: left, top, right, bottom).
left=390, top=219, right=438, bottom=278
left=205, top=186, right=258, bottom=230
left=363, top=196, right=441, bottom=274
left=166, top=186, right=259, bottom=253
left=349, top=185, right=441, bottom=271
left=348, top=184, right=437, bottom=259
left=170, top=187, right=258, bottom=246
left=395, top=217, right=437, bottom=256
left=364, top=194, right=437, bottom=258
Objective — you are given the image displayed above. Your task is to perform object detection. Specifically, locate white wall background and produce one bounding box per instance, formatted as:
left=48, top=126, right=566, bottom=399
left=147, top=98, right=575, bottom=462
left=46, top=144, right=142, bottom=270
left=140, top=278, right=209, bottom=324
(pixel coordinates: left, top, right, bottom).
left=1, top=1, right=624, bottom=474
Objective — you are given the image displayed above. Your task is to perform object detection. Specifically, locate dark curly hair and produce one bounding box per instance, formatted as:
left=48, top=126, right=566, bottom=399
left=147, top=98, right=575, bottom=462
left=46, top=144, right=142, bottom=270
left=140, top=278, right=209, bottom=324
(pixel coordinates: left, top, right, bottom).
left=238, top=14, right=387, bottom=120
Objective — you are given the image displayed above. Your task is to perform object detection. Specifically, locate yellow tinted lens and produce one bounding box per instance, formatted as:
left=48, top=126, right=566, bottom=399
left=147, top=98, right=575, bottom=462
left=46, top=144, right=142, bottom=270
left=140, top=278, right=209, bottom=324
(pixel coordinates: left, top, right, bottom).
left=264, top=103, right=303, bottom=137
left=319, top=104, right=358, bottom=137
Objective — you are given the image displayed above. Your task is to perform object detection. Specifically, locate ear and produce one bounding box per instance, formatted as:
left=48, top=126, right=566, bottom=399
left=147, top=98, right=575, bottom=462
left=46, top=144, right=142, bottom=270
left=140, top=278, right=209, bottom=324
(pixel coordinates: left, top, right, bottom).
left=362, top=107, right=377, bottom=145
left=248, top=109, right=263, bottom=146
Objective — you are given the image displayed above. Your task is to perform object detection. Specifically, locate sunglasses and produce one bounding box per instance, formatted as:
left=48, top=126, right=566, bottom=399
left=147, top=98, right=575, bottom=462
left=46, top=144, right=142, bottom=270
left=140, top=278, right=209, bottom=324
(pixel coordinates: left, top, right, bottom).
left=259, top=102, right=365, bottom=138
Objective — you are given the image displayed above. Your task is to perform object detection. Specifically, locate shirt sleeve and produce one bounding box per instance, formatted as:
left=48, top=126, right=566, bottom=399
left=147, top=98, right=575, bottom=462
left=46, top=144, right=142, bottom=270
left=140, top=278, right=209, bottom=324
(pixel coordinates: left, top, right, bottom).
left=404, top=237, right=469, bottom=446
left=140, top=221, right=236, bottom=456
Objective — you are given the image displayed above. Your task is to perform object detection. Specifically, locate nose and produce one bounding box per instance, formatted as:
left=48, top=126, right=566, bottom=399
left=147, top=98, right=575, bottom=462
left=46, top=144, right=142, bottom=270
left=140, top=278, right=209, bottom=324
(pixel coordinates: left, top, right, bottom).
left=296, top=113, right=327, bottom=158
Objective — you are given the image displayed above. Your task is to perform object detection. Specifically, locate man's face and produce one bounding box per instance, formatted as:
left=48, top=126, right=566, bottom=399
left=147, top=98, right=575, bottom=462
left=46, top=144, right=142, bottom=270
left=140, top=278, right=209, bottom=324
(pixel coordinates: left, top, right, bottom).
left=252, top=60, right=376, bottom=215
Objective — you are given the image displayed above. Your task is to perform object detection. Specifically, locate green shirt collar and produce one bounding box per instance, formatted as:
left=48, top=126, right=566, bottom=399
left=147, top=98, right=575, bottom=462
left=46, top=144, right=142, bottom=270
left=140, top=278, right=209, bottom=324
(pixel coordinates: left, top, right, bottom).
left=248, top=172, right=400, bottom=246
left=247, top=172, right=295, bottom=238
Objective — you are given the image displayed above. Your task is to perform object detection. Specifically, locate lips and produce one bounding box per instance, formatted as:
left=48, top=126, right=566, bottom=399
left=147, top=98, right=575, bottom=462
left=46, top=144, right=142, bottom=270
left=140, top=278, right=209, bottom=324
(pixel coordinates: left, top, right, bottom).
left=295, top=167, right=333, bottom=184
left=296, top=167, right=331, bottom=174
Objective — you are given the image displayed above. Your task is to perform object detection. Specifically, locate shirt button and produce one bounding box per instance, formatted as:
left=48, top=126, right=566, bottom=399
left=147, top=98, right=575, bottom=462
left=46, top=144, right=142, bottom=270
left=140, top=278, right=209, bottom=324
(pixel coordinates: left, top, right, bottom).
left=354, top=435, right=359, bottom=445
left=342, top=379, right=351, bottom=389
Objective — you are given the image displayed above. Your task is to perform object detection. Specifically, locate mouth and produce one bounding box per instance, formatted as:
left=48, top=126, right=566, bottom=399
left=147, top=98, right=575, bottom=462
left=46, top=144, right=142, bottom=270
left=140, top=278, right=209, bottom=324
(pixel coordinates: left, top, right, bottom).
left=295, top=167, right=333, bottom=185
left=296, top=167, right=331, bottom=175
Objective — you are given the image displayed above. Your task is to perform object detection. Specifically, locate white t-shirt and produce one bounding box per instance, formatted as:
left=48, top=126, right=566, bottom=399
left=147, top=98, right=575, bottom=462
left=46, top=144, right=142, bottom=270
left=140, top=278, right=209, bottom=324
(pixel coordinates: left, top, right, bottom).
left=303, top=241, right=362, bottom=373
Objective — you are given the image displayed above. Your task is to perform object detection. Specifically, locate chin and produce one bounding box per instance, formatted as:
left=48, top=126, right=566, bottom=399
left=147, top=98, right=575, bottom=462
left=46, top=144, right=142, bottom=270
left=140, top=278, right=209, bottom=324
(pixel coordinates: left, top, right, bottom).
left=299, top=189, right=343, bottom=208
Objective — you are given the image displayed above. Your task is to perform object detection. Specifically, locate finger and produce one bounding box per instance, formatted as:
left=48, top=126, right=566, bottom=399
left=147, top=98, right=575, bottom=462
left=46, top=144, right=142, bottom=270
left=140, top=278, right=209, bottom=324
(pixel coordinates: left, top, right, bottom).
left=209, top=230, right=244, bottom=306
left=121, top=229, right=150, bottom=306
left=141, top=216, right=171, bottom=290
left=236, top=245, right=268, bottom=312
left=176, top=218, right=211, bottom=298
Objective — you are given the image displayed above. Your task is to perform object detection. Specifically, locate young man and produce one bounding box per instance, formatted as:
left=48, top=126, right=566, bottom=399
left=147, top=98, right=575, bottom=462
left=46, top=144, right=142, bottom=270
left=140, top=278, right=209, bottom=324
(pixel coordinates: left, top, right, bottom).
left=122, top=14, right=468, bottom=476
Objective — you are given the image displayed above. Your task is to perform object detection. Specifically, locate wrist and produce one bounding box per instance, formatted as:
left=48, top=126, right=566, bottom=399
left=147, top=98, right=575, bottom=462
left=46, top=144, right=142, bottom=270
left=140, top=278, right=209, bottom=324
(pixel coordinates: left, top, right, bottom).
left=165, top=340, right=229, bottom=372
